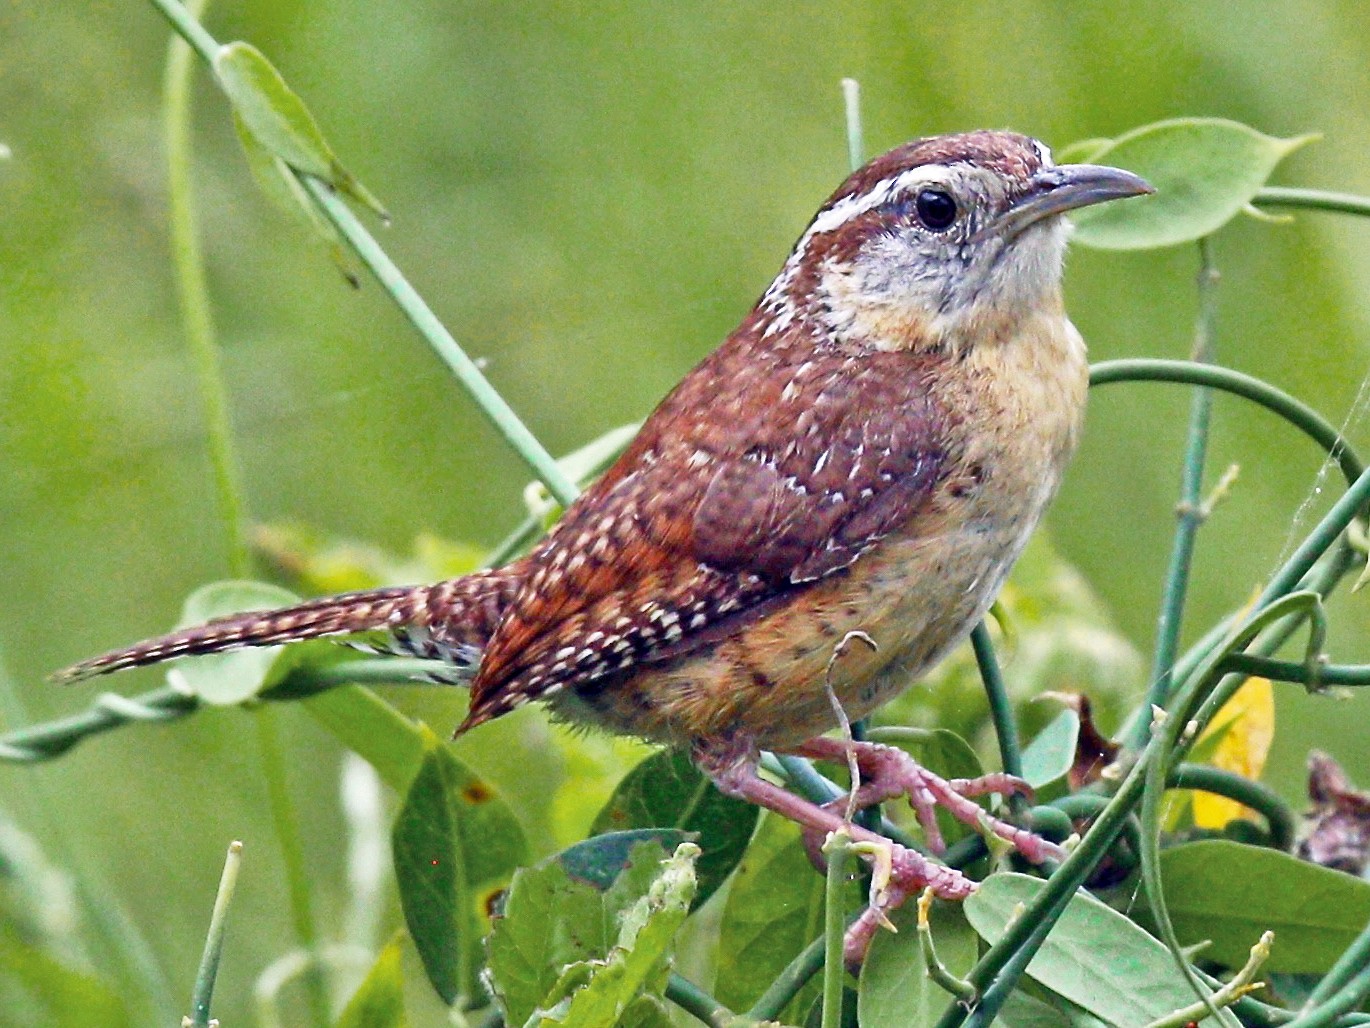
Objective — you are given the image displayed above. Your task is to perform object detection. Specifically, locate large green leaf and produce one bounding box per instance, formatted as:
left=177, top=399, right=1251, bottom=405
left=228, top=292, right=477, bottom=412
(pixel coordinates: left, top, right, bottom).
left=965, top=873, right=1194, bottom=1024
left=1159, top=839, right=1370, bottom=973
left=1068, top=118, right=1316, bottom=250
left=591, top=749, right=758, bottom=906
left=529, top=843, right=698, bottom=1026
left=334, top=935, right=408, bottom=1028
left=486, top=835, right=685, bottom=1027
left=392, top=731, right=528, bottom=1005
left=857, top=900, right=978, bottom=1028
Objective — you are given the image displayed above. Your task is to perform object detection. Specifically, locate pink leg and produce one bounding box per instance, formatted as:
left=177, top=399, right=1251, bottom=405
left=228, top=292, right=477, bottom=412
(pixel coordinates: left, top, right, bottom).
left=696, top=738, right=975, bottom=969
left=792, top=737, right=1065, bottom=864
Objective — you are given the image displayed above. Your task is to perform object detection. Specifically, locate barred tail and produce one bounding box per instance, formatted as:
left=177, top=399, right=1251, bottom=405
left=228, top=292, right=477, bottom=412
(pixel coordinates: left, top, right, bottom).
left=53, top=568, right=522, bottom=684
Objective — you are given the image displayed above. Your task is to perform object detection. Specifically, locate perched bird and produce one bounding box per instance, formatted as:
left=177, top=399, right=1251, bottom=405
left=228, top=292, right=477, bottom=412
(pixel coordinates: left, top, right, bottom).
left=57, top=131, right=1150, bottom=960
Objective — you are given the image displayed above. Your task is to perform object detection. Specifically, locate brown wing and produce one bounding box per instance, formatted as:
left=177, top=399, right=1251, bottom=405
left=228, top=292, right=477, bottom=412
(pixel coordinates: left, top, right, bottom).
left=457, top=321, right=952, bottom=729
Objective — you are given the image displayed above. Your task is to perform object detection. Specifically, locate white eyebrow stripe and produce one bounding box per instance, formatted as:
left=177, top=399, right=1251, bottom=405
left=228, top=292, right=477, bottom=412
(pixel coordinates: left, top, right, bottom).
left=805, top=166, right=934, bottom=238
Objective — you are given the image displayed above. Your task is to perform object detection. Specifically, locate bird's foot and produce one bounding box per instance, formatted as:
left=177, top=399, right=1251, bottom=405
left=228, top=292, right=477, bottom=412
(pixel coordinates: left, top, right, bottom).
left=793, top=737, right=1065, bottom=864
left=697, top=738, right=980, bottom=968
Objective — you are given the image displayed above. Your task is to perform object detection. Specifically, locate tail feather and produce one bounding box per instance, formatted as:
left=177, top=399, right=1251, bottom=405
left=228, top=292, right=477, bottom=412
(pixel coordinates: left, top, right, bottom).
left=53, top=567, right=522, bottom=684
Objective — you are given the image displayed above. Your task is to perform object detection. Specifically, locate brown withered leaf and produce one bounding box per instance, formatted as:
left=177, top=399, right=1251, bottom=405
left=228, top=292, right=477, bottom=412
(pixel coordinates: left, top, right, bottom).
left=1297, top=750, right=1370, bottom=876
left=1058, top=693, right=1122, bottom=791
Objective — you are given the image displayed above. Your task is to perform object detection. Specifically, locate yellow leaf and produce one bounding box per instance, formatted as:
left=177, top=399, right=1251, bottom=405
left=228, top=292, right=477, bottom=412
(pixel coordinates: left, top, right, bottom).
left=1192, top=677, right=1275, bottom=829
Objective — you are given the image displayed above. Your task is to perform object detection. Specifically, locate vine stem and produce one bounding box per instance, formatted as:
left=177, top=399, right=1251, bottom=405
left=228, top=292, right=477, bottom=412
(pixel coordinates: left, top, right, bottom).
left=1255, top=186, right=1370, bottom=219
left=1089, top=359, right=1364, bottom=486
left=1131, top=237, right=1221, bottom=751
left=144, top=0, right=578, bottom=509
left=821, top=830, right=853, bottom=1028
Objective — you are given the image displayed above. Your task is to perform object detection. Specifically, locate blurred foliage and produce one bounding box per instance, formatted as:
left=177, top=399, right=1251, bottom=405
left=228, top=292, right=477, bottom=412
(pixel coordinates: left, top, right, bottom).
left=3, top=1, right=1370, bottom=1025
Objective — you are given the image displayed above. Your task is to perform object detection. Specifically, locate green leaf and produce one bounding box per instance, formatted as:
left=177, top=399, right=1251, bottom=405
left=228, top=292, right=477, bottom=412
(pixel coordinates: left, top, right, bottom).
left=334, top=935, right=408, bottom=1028
left=303, top=685, right=426, bottom=792
left=392, top=730, right=529, bottom=1005
left=0, top=932, right=131, bottom=1028
left=230, top=109, right=360, bottom=284
left=715, top=815, right=858, bottom=1022
left=533, top=843, right=698, bottom=1026
left=486, top=837, right=684, bottom=1026
left=1068, top=118, right=1317, bottom=250
left=213, top=41, right=387, bottom=218
left=1159, top=839, right=1370, bottom=973
left=591, top=749, right=758, bottom=907
left=166, top=580, right=302, bottom=705
left=858, top=901, right=978, bottom=1027
left=1053, top=138, right=1111, bottom=164
left=1019, top=709, right=1079, bottom=791
left=997, top=989, right=1109, bottom=1028
left=615, top=993, right=675, bottom=1028
left=965, top=873, right=1194, bottom=1023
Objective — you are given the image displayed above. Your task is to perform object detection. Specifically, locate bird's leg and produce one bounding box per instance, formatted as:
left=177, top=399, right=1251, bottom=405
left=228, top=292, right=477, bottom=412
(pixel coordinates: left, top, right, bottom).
left=695, top=737, right=976, bottom=968
left=791, top=736, right=1065, bottom=864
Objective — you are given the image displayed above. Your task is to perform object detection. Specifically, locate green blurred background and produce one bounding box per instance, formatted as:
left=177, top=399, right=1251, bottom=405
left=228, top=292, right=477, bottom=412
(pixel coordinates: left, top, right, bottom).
left=2, top=1, right=1369, bottom=1023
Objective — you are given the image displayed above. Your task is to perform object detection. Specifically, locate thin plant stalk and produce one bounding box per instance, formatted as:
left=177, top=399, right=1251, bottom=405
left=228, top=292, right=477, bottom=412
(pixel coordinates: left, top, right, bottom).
left=186, top=840, right=244, bottom=1027
left=165, top=0, right=250, bottom=577
left=1089, top=359, right=1363, bottom=487
left=1131, top=237, right=1221, bottom=750
left=970, top=624, right=1022, bottom=782
left=1256, top=186, right=1370, bottom=219
left=664, top=973, right=732, bottom=1027
left=821, top=830, right=852, bottom=1028
left=145, top=0, right=578, bottom=508
left=159, top=7, right=330, bottom=1022
left=255, top=711, right=332, bottom=1028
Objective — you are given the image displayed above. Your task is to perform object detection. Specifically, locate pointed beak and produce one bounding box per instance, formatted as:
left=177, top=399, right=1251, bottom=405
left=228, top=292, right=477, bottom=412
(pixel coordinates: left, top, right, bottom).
left=989, top=163, right=1154, bottom=240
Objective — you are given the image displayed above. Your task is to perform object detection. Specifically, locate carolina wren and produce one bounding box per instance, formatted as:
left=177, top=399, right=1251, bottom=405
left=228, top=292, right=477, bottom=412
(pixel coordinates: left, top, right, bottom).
left=58, top=131, right=1150, bottom=958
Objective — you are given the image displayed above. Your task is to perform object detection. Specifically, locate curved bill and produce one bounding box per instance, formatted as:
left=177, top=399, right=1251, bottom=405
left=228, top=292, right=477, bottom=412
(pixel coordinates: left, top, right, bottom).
left=989, top=164, right=1154, bottom=240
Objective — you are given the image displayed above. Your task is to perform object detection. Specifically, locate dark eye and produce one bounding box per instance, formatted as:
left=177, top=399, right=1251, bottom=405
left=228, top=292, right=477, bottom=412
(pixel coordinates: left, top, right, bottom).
left=914, top=189, right=958, bottom=231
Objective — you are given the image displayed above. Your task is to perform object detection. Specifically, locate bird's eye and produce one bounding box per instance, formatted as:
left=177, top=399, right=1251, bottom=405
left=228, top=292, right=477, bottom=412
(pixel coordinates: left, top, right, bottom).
left=914, top=189, right=958, bottom=231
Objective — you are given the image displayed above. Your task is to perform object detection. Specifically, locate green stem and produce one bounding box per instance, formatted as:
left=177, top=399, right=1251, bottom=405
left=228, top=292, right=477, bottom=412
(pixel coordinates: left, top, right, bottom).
left=841, top=78, right=863, bottom=170
left=1168, top=763, right=1295, bottom=851
left=1286, top=966, right=1370, bottom=1028
left=747, top=933, right=826, bottom=1022
left=1130, top=239, right=1220, bottom=751
left=255, top=711, right=331, bottom=1028
left=939, top=753, right=1152, bottom=1028
left=664, top=973, right=732, bottom=1028
left=970, top=624, right=1023, bottom=783
left=0, top=686, right=196, bottom=761
left=300, top=176, right=579, bottom=506
left=1303, top=916, right=1370, bottom=1010
left=147, top=0, right=217, bottom=65
left=164, top=0, right=250, bottom=577
left=145, top=0, right=579, bottom=507
left=820, top=831, right=851, bottom=1028
left=1089, top=360, right=1364, bottom=488
left=1222, top=652, right=1370, bottom=686
left=1255, top=186, right=1370, bottom=219
left=187, top=840, right=243, bottom=1027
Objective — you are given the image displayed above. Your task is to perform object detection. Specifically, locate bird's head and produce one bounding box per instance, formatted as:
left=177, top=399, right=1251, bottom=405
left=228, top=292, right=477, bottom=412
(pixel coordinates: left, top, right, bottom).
left=758, top=130, right=1152, bottom=349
